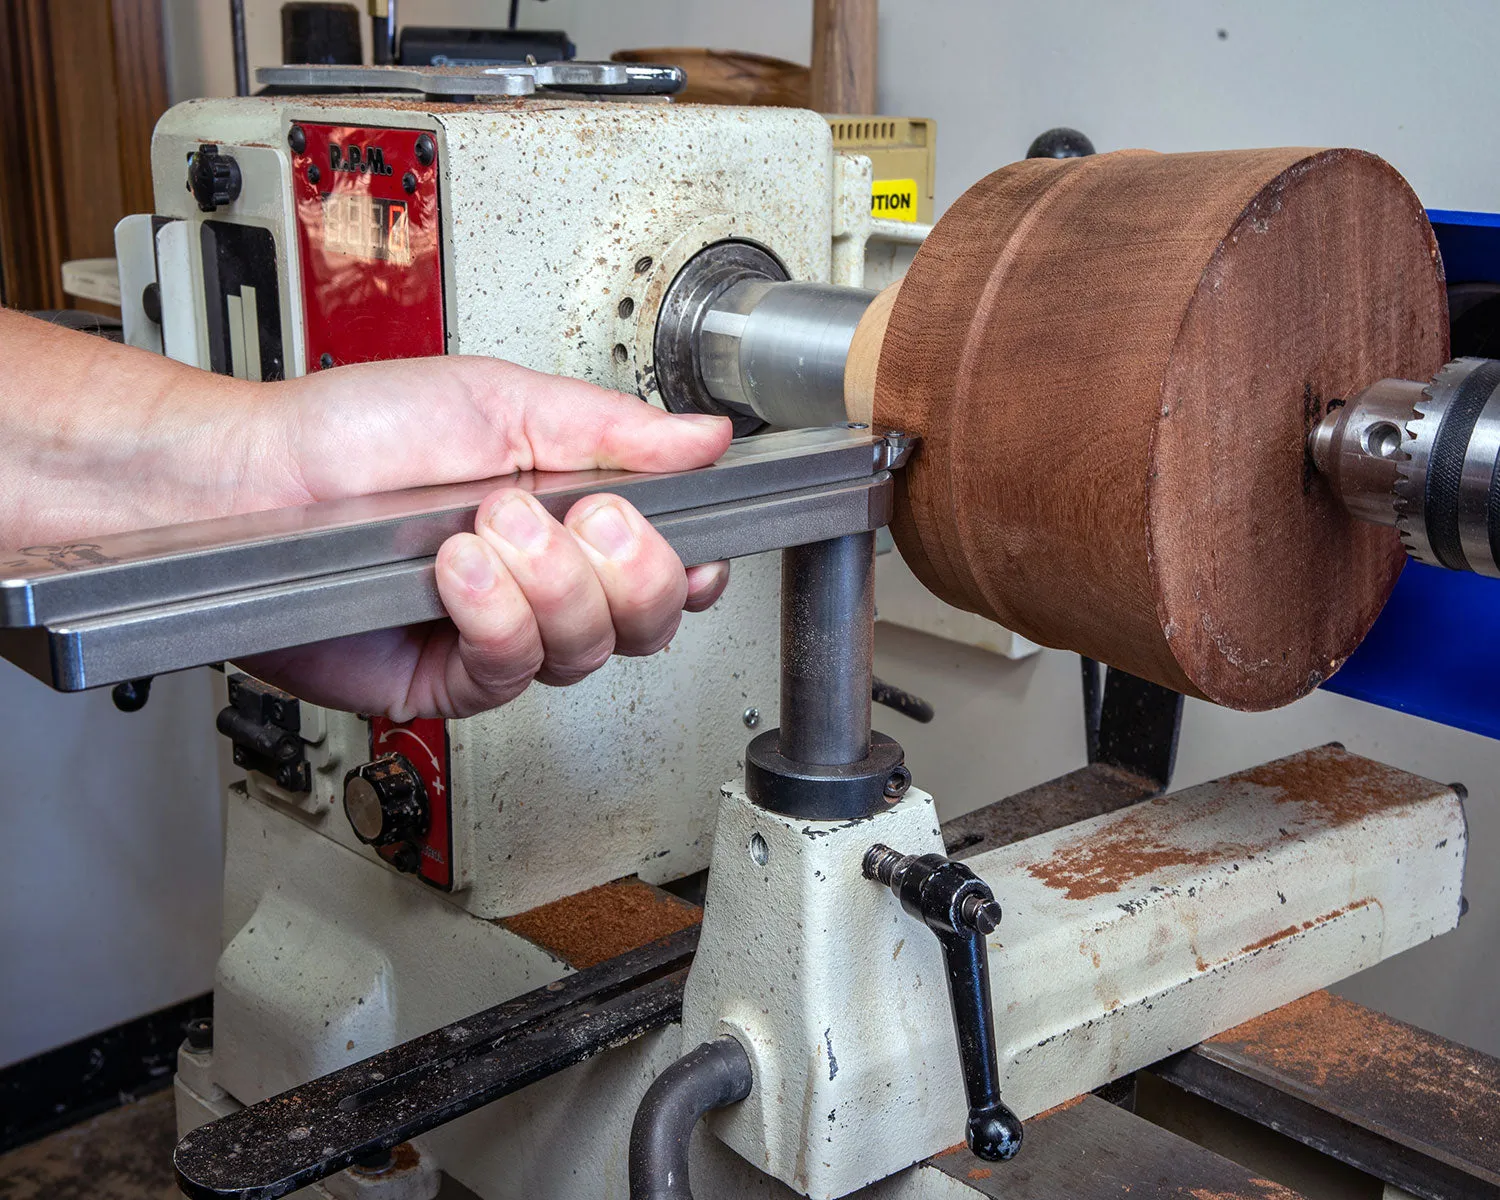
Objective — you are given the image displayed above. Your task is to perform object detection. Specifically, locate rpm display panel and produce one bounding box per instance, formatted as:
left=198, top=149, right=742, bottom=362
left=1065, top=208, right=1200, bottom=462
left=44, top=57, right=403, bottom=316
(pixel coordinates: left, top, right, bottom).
left=291, top=123, right=445, bottom=368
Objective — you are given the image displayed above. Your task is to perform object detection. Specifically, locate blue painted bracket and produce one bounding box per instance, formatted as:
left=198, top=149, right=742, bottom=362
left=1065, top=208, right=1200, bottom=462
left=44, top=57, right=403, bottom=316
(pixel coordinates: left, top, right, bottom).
left=1320, top=211, right=1500, bottom=737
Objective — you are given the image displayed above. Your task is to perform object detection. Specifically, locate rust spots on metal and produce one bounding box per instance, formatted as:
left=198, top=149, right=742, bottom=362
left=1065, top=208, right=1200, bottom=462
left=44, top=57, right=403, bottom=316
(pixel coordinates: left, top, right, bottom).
left=1023, top=798, right=1246, bottom=900
left=1203, top=990, right=1500, bottom=1172
left=1188, top=1184, right=1301, bottom=1200
left=1032, top=1092, right=1087, bottom=1121
left=1237, top=746, right=1445, bottom=825
left=1023, top=745, right=1448, bottom=900
left=1235, top=899, right=1371, bottom=957
left=967, top=1166, right=993, bottom=1180
left=500, top=877, right=700, bottom=969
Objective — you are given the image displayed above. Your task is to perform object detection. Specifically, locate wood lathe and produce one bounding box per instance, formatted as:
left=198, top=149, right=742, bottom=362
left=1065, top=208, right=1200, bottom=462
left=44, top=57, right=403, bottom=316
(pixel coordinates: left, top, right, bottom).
left=0, top=67, right=1493, bottom=1199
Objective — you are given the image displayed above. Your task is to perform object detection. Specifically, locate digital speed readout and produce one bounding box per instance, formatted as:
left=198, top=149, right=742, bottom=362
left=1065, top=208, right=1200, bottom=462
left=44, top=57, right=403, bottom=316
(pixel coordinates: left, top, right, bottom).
left=320, top=193, right=414, bottom=266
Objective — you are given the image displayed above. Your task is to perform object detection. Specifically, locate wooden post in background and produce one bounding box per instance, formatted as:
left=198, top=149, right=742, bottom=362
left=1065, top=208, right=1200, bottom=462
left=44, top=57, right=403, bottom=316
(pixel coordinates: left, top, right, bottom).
left=0, top=0, right=167, bottom=312
left=810, top=0, right=878, bottom=114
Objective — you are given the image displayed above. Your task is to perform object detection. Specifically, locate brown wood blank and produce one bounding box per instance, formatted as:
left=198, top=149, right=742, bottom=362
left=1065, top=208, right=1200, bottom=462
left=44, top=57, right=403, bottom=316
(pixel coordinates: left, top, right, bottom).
left=875, top=148, right=1448, bottom=710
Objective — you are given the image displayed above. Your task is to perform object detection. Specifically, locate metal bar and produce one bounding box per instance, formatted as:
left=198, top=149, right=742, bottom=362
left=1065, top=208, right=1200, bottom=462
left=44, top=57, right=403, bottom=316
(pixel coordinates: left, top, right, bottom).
left=778, top=531, right=875, bottom=765
left=1148, top=992, right=1500, bottom=1200
left=229, top=0, right=249, bottom=96
left=0, top=427, right=880, bottom=629
left=7, top=472, right=892, bottom=691
left=926, top=1093, right=1308, bottom=1199
left=698, top=281, right=876, bottom=428
left=1093, top=668, right=1184, bottom=792
left=174, top=927, right=698, bottom=1200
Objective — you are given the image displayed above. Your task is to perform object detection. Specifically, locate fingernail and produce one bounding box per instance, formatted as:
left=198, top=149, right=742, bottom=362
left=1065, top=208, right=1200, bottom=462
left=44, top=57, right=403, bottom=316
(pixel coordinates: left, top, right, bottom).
left=674, top=413, right=728, bottom=428
left=450, top=542, right=494, bottom=592
left=577, top=502, right=636, bottom=560
left=486, top=494, right=549, bottom=553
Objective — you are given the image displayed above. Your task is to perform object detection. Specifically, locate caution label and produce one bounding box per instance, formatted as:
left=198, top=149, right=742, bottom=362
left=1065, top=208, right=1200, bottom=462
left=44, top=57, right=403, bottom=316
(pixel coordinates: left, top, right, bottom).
left=871, top=178, right=920, bottom=222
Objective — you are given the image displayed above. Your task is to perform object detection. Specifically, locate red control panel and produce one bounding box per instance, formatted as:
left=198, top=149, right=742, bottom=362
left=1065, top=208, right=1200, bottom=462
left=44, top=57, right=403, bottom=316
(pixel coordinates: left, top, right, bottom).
left=290, top=122, right=445, bottom=368
left=369, top=716, right=454, bottom=890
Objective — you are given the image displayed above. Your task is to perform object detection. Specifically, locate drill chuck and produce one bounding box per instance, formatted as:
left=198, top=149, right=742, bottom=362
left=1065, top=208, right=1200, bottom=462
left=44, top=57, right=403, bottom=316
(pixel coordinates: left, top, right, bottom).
left=1312, top=357, right=1500, bottom=576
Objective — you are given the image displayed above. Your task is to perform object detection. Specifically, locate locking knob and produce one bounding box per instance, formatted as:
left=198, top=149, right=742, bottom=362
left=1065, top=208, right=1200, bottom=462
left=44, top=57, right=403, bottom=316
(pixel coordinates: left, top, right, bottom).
left=864, top=844, right=1024, bottom=1163
left=187, top=143, right=242, bottom=212
left=344, top=754, right=429, bottom=851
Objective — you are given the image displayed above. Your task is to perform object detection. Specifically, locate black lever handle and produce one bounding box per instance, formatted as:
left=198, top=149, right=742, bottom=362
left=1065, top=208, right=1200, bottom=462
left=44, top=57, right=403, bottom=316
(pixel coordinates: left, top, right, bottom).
left=863, top=844, right=1023, bottom=1162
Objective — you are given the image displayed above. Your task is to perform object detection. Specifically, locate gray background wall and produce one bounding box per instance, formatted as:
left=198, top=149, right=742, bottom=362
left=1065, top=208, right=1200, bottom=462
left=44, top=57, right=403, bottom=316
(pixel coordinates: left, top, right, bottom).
left=4, top=0, right=1496, bottom=1067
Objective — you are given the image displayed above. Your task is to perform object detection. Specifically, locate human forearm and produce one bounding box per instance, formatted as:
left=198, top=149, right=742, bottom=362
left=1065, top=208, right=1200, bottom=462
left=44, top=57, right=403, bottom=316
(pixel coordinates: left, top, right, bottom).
left=0, top=308, right=276, bottom=548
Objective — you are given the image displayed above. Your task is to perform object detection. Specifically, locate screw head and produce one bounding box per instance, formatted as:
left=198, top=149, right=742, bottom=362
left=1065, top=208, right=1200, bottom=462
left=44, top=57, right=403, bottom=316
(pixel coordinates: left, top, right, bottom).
left=742, top=707, right=760, bottom=729
left=402, top=170, right=417, bottom=194
left=307, top=163, right=321, bottom=184
left=414, top=133, right=436, bottom=165
left=884, top=763, right=912, bottom=799
left=288, top=125, right=306, bottom=155
left=319, top=352, right=334, bottom=370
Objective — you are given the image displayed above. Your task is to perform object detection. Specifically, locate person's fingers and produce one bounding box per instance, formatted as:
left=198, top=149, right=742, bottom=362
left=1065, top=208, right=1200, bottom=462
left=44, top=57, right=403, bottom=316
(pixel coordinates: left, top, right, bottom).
left=474, top=486, right=616, bottom=686
left=433, top=532, right=544, bottom=713
left=282, top=357, right=733, bottom=504
left=512, top=372, right=733, bottom=473
left=684, top=561, right=731, bottom=612
left=564, top=495, right=688, bottom=656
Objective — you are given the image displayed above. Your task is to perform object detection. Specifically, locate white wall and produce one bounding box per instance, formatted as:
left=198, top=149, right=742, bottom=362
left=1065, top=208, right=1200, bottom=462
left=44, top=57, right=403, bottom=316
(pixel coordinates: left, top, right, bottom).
left=12, top=0, right=1494, bottom=1067
left=0, top=670, right=223, bottom=1066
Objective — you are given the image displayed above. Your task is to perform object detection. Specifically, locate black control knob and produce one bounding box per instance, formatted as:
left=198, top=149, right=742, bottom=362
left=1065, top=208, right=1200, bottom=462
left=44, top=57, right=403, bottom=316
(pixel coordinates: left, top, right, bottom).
left=343, top=754, right=429, bottom=852
left=1025, top=127, right=1095, bottom=159
left=864, top=844, right=1024, bottom=1163
left=187, top=143, right=243, bottom=212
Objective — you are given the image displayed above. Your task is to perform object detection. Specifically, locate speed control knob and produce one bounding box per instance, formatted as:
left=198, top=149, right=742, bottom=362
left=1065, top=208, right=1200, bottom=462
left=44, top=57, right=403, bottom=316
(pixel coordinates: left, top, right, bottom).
left=343, top=754, right=429, bottom=857
left=186, top=143, right=242, bottom=212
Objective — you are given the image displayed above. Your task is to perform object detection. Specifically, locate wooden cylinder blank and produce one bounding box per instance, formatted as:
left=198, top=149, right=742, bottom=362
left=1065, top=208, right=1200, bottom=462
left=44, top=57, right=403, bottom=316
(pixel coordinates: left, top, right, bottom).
left=874, top=148, right=1448, bottom=709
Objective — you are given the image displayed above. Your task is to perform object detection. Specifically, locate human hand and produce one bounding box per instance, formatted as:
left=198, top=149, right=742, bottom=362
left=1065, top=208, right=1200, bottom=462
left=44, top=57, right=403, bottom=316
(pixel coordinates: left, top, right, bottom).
left=0, top=310, right=732, bottom=719
left=243, top=356, right=734, bottom=719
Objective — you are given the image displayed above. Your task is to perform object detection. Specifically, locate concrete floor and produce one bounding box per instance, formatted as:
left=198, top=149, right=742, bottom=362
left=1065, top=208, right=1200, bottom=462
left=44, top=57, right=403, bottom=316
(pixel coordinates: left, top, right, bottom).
left=0, top=1088, right=181, bottom=1200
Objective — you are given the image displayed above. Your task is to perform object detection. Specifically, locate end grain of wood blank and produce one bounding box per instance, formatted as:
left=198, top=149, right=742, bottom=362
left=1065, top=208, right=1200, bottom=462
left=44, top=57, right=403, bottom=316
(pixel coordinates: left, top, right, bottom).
left=875, top=148, right=1448, bottom=710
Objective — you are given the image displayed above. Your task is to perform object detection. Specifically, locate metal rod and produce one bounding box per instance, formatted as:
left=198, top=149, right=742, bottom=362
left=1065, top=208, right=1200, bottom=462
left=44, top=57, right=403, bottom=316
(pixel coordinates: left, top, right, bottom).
left=230, top=0, right=250, bottom=96
left=371, top=0, right=397, bottom=65
left=698, top=281, right=875, bottom=428
left=778, top=531, right=875, bottom=766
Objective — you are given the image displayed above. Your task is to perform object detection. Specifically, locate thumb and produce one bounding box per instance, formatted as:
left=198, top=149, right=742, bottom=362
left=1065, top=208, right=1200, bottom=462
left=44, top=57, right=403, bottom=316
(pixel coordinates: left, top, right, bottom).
left=497, top=365, right=734, bottom=473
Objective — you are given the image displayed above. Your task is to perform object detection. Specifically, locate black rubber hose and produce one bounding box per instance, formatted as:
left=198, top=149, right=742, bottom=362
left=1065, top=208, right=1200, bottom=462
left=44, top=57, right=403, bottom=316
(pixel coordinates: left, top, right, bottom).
left=629, top=1037, right=753, bottom=1200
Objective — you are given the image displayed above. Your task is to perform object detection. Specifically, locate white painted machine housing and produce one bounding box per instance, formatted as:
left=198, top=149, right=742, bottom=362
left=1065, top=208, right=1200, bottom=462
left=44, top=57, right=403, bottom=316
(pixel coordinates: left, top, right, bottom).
left=143, top=94, right=868, bottom=916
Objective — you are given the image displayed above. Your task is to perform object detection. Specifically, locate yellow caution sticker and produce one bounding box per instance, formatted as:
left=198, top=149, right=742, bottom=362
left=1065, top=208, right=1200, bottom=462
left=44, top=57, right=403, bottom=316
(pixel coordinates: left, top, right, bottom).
left=871, top=178, right=920, bottom=222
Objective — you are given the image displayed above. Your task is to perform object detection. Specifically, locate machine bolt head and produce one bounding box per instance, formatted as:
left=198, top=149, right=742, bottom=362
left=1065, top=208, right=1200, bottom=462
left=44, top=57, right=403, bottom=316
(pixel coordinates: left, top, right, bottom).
left=288, top=124, right=307, bottom=155
left=959, top=892, right=1003, bottom=935
left=307, top=163, right=321, bottom=184
left=414, top=134, right=436, bottom=165
left=402, top=171, right=417, bottom=194
left=883, top=764, right=912, bottom=799
left=185, top=1017, right=214, bottom=1052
